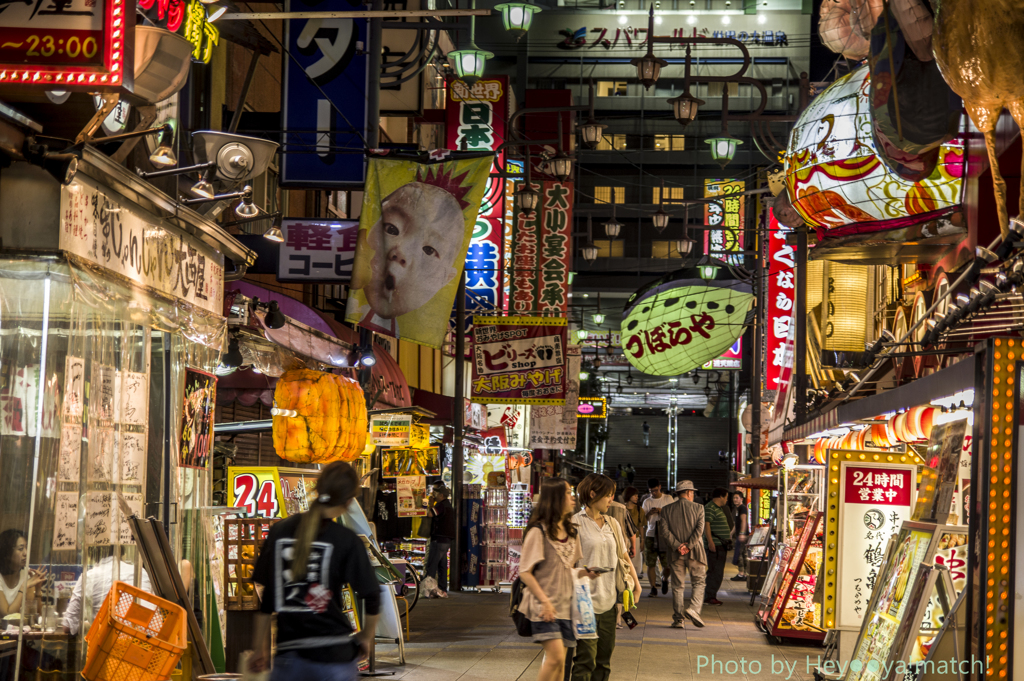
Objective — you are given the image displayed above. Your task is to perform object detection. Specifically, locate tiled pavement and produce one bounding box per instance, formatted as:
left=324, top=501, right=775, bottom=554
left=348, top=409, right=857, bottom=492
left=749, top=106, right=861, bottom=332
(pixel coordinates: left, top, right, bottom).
left=375, top=565, right=824, bottom=681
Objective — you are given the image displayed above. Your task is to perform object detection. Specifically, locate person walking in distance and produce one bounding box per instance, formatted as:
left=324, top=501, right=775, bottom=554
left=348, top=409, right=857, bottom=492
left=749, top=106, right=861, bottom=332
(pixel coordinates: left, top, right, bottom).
left=640, top=479, right=674, bottom=597
left=703, top=487, right=732, bottom=605
left=569, top=475, right=640, bottom=681
left=641, top=421, right=650, bottom=447
left=518, top=479, right=600, bottom=681
left=624, top=464, right=635, bottom=486
left=730, top=492, right=749, bottom=581
left=251, top=462, right=380, bottom=681
left=658, top=481, right=707, bottom=628
left=425, top=483, right=456, bottom=597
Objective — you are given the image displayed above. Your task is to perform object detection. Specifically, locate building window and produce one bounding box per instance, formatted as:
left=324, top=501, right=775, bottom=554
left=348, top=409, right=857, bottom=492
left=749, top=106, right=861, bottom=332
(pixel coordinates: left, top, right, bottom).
left=653, top=134, right=685, bottom=151
left=593, top=186, right=625, bottom=204
left=595, top=133, right=627, bottom=151
left=596, top=81, right=628, bottom=97
left=651, top=240, right=684, bottom=259
left=652, top=186, right=686, bottom=203
left=594, top=239, right=624, bottom=258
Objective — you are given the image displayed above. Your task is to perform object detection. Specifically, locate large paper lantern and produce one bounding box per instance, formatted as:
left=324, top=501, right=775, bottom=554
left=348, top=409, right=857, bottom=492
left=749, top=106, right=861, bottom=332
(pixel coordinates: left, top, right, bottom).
left=785, top=65, right=964, bottom=236
left=822, top=262, right=869, bottom=352
left=272, top=369, right=368, bottom=463
left=620, top=274, right=753, bottom=376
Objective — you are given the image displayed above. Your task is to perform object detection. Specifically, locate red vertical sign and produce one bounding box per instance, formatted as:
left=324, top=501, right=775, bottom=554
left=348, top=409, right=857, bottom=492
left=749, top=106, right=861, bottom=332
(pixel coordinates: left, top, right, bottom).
left=766, top=209, right=796, bottom=392
left=510, top=181, right=573, bottom=314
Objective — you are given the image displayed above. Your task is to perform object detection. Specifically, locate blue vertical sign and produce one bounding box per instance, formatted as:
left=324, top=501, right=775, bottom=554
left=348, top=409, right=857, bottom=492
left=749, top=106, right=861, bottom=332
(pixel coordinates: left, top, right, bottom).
left=281, top=0, right=368, bottom=187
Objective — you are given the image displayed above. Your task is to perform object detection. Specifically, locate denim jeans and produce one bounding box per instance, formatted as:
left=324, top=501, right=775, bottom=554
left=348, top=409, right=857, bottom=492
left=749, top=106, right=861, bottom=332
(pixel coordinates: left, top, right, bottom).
left=425, top=538, right=452, bottom=592
left=270, top=652, right=359, bottom=681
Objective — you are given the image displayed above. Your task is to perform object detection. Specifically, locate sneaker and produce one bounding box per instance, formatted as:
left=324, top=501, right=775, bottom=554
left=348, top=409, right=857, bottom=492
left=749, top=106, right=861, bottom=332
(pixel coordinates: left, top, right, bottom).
left=648, top=589, right=658, bottom=598
left=670, top=620, right=684, bottom=628
left=684, top=609, right=705, bottom=628
left=730, top=575, right=747, bottom=582
left=661, top=579, right=669, bottom=595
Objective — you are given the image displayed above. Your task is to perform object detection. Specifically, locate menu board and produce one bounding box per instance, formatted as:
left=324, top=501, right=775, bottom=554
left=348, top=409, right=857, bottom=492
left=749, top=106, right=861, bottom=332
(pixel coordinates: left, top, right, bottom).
left=766, top=511, right=824, bottom=637
left=847, top=525, right=936, bottom=681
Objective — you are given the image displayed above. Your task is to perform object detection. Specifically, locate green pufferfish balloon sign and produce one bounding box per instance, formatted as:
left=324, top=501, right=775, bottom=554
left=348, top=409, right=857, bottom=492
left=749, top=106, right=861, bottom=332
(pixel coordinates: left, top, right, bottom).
left=620, top=276, right=754, bottom=376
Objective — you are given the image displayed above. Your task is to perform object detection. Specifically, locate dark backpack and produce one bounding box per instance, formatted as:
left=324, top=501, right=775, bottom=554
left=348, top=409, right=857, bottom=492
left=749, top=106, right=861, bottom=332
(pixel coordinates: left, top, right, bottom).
left=509, top=577, right=532, bottom=636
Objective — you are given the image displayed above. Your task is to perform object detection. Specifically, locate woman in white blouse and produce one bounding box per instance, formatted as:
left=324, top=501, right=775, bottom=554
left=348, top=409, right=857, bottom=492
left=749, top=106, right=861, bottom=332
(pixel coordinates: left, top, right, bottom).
left=569, top=475, right=640, bottom=681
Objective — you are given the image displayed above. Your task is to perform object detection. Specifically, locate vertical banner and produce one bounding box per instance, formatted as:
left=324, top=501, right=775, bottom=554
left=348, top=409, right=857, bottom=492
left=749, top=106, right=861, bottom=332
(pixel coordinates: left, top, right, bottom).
left=766, top=208, right=796, bottom=392
left=446, top=77, right=508, bottom=313
left=281, top=0, right=367, bottom=187
left=503, top=159, right=524, bottom=311
left=835, top=462, right=915, bottom=630
left=345, top=154, right=492, bottom=347
left=704, top=179, right=746, bottom=265
left=471, top=316, right=567, bottom=405
left=510, top=182, right=573, bottom=314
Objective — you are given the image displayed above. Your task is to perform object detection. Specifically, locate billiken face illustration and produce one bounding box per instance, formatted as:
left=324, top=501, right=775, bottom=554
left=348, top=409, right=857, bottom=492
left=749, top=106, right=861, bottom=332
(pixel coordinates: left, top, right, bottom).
left=365, top=182, right=465, bottom=319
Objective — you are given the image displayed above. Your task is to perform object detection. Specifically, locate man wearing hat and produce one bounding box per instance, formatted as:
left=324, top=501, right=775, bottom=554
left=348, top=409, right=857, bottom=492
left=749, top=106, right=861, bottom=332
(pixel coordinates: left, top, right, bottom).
left=658, top=480, right=707, bottom=628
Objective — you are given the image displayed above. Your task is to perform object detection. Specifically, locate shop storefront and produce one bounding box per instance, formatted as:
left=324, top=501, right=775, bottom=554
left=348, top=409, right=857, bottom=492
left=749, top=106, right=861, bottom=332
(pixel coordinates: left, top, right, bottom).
left=0, top=143, right=254, bottom=679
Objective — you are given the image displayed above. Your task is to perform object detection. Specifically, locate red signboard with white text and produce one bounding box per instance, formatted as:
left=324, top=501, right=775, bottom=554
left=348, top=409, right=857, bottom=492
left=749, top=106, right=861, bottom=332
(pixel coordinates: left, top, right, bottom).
left=767, top=208, right=796, bottom=392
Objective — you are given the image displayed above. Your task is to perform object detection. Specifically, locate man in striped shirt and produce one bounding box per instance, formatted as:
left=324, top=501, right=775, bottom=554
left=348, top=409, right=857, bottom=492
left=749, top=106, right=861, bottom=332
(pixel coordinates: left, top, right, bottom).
left=703, top=488, right=732, bottom=605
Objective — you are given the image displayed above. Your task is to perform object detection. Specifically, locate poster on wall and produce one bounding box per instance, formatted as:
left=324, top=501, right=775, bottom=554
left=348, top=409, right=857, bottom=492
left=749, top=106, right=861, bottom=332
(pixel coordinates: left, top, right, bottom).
left=446, top=77, right=508, bottom=314
left=179, top=368, right=217, bottom=469
left=530, top=345, right=580, bottom=449
left=396, top=475, right=428, bottom=517
left=508, top=181, right=573, bottom=314
left=344, top=154, right=492, bottom=347
left=836, top=463, right=916, bottom=630
left=472, top=316, right=567, bottom=405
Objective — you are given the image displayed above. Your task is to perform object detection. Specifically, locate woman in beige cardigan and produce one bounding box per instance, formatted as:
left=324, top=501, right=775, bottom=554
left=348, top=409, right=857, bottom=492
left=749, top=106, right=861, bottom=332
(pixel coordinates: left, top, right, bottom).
left=518, top=479, right=599, bottom=681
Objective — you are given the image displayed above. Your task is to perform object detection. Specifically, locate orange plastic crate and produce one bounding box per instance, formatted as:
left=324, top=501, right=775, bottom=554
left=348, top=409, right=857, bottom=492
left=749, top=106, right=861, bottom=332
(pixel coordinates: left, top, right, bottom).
left=82, top=581, right=187, bottom=681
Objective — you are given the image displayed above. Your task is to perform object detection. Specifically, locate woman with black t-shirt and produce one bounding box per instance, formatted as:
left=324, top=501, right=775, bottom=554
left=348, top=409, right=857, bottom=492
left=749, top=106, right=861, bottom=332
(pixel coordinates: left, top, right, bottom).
left=251, top=462, right=381, bottom=681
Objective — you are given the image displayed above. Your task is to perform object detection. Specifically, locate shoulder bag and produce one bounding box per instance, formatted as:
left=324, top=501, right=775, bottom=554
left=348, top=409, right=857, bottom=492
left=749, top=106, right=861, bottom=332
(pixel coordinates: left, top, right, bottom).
left=608, top=515, right=633, bottom=599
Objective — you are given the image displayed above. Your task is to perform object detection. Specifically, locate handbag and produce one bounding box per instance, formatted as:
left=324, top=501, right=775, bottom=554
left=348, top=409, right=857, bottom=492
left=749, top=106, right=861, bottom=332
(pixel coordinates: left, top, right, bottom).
left=609, top=517, right=633, bottom=599
left=509, top=577, right=532, bottom=637
left=416, top=515, right=432, bottom=539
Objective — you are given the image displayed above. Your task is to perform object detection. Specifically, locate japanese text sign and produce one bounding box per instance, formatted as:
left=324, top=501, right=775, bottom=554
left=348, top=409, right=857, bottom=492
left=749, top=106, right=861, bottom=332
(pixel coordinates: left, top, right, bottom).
left=370, top=414, right=412, bottom=446
left=766, top=208, right=796, bottom=391
left=577, top=397, right=606, bottom=418
left=281, top=0, right=367, bottom=187
left=60, top=177, right=225, bottom=315
left=510, top=181, right=573, bottom=314
left=447, top=77, right=507, bottom=313
left=277, top=219, right=358, bottom=282
left=228, top=467, right=289, bottom=519
left=702, top=337, right=742, bottom=370
left=555, top=24, right=788, bottom=52
left=181, top=0, right=219, bottom=63
left=0, top=0, right=128, bottom=90
left=529, top=345, right=579, bottom=449
left=836, top=462, right=916, bottom=630
left=472, top=316, right=567, bottom=405
left=704, top=179, right=745, bottom=265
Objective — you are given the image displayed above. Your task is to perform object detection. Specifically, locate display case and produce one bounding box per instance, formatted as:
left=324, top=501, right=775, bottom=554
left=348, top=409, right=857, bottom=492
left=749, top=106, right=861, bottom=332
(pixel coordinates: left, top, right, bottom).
left=759, top=511, right=825, bottom=641
left=779, top=465, right=825, bottom=547
left=482, top=487, right=509, bottom=586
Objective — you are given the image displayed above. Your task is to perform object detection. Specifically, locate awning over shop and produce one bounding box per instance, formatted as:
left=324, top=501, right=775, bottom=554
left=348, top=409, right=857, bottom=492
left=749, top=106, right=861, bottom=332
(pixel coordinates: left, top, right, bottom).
left=412, top=390, right=454, bottom=425
left=781, top=355, right=975, bottom=442
left=731, top=476, right=780, bottom=490
left=225, top=282, right=411, bottom=409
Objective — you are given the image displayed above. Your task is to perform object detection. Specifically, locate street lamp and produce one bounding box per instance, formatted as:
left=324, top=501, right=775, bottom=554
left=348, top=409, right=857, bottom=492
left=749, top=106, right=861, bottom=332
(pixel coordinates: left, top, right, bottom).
left=579, top=79, right=606, bottom=149
left=494, top=2, right=541, bottom=40
left=668, top=90, right=704, bottom=126
left=517, top=149, right=540, bottom=215
left=675, top=236, right=694, bottom=256
left=652, top=208, right=670, bottom=232
left=697, top=255, right=720, bottom=280
left=604, top=203, right=622, bottom=238
left=631, top=6, right=668, bottom=89
left=448, top=0, right=492, bottom=86
left=549, top=151, right=574, bottom=181
left=705, top=134, right=743, bottom=168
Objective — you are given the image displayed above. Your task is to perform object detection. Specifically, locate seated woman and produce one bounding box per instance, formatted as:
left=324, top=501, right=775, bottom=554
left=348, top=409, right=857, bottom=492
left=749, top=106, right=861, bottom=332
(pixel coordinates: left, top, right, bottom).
left=61, top=549, right=152, bottom=635
left=0, top=529, right=46, bottom=618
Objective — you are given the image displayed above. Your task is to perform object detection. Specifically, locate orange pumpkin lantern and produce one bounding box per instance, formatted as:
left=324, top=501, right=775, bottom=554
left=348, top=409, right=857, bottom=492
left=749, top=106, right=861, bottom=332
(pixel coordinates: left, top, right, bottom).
left=272, top=369, right=368, bottom=463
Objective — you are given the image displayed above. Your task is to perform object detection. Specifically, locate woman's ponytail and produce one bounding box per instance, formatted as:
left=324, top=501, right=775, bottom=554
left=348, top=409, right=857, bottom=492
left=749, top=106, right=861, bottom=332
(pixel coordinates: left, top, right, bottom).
left=291, top=461, right=359, bottom=582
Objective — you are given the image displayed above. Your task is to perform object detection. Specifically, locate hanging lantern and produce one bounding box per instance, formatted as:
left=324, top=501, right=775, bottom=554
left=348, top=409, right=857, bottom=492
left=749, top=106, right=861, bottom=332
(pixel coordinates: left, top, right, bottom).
left=494, top=2, right=541, bottom=40
left=675, top=237, right=694, bottom=256
left=603, top=215, right=622, bottom=238
left=272, top=369, right=368, bottom=463
left=696, top=255, right=721, bottom=280
left=822, top=261, right=869, bottom=352
left=667, top=90, right=704, bottom=126
left=620, top=272, right=753, bottom=376
left=579, top=118, right=607, bottom=149
left=576, top=328, right=589, bottom=341
left=652, top=208, right=670, bottom=232
left=517, top=184, right=539, bottom=214
left=592, top=312, right=606, bottom=324
left=705, top=135, right=743, bottom=168
left=631, top=51, right=668, bottom=90
left=548, top=152, right=574, bottom=181
left=581, top=242, right=599, bottom=262
left=449, top=43, right=494, bottom=86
